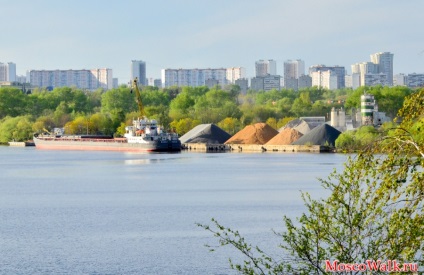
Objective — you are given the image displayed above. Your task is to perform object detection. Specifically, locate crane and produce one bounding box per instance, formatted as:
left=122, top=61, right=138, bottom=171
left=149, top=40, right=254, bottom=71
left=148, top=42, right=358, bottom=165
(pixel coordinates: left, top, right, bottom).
left=131, top=77, right=145, bottom=117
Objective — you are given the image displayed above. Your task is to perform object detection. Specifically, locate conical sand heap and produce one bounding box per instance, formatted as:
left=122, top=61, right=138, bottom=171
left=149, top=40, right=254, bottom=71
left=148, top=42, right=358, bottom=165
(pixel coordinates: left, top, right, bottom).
left=265, top=128, right=303, bottom=145
left=225, top=123, right=278, bottom=144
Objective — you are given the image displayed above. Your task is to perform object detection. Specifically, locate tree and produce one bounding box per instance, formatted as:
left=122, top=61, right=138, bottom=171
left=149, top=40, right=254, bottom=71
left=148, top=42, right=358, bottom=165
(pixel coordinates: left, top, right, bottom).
left=265, top=117, right=277, bottom=130
left=169, top=118, right=201, bottom=135
left=290, top=92, right=312, bottom=117
left=277, top=117, right=296, bottom=129
left=101, top=87, right=136, bottom=115
left=0, top=88, right=28, bottom=118
left=0, top=115, right=33, bottom=143
left=199, top=89, right=424, bottom=274
left=218, top=117, right=241, bottom=135
left=32, top=115, right=56, bottom=133
left=169, top=91, right=196, bottom=120
left=64, top=115, right=92, bottom=135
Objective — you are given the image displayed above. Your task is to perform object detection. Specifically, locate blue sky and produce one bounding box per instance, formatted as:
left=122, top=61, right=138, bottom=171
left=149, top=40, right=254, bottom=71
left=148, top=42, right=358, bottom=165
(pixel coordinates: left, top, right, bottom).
left=2, top=0, right=423, bottom=83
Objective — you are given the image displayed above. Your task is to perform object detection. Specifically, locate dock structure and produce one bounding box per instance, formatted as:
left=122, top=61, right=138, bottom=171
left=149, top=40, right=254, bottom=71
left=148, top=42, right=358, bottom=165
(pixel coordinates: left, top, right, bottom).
left=181, top=143, right=331, bottom=153
left=8, top=141, right=35, bottom=147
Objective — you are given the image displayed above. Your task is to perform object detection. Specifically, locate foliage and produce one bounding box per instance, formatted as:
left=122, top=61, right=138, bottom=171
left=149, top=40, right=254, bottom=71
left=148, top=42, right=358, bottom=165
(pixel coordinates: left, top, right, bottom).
left=0, top=115, right=34, bottom=143
left=116, top=122, right=127, bottom=137
left=169, top=118, right=201, bottom=135
left=101, top=86, right=137, bottom=115
left=32, top=115, right=56, bottom=133
left=169, top=89, right=197, bottom=120
left=198, top=89, right=424, bottom=275
left=64, top=115, right=91, bottom=135
left=290, top=92, right=312, bottom=117
left=0, top=88, right=28, bottom=119
left=217, top=117, right=241, bottom=135
left=265, top=117, right=278, bottom=130
left=276, top=117, right=296, bottom=129
left=145, top=105, right=171, bottom=129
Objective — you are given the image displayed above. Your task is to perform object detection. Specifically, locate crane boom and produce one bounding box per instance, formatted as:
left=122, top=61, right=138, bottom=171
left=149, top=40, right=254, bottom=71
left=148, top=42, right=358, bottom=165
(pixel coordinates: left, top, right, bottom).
left=132, top=77, right=145, bottom=117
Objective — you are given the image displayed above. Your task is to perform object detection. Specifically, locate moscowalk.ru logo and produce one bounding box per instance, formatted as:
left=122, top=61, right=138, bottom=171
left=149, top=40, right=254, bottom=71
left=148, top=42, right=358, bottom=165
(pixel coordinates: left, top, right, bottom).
left=324, top=259, right=418, bottom=273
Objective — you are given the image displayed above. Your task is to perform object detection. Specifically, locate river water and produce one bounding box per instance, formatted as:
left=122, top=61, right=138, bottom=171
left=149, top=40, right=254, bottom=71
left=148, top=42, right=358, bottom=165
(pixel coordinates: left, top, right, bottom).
left=0, top=146, right=347, bottom=274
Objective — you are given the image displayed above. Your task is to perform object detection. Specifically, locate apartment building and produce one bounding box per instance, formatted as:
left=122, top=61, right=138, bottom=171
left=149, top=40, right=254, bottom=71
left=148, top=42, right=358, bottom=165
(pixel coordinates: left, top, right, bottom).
left=255, top=59, right=276, bottom=77
left=309, top=65, right=345, bottom=89
left=407, top=73, right=424, bottom=88
left=311, top=70, right=338, bottom=90
left=29, top=68, right=113, bottom=90
left=350, top=52, right=394, bottom=87
left=131, top=60, right=147, bottom=86
left=161, top=68, right=228, bottom=88
left=283, top=59, right=305, bottom=90
left=226, top=67, right=246, bottom=84
left=370, top=52, right=394, bottom=86
left=0, top=62, right=16, bottom=82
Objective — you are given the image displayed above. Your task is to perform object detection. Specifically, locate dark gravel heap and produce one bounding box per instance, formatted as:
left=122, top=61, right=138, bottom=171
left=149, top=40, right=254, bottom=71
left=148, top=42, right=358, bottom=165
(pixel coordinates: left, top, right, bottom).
left=179, top=124, right=231, bottom=144
left=291, top=124, right=341, bottom=146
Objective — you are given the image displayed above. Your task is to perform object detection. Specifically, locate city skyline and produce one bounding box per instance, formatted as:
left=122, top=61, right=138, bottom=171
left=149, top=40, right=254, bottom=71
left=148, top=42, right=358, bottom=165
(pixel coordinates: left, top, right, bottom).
left=2, top=0, right=423, bottom=83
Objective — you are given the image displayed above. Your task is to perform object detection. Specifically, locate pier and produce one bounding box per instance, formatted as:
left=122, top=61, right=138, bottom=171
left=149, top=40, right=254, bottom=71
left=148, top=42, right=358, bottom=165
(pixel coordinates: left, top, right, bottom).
left=181, top=143, right=331, bottom=153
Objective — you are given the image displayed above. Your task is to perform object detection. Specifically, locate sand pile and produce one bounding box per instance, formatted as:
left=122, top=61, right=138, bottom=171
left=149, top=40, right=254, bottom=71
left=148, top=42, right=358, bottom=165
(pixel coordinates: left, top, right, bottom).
left=179, top=124, right=231, bottom=144
left=265, top=128, right=303, bottom=145
left=225, top=123, right=278, bottom=144
left=291, top=124, right=341, bottom=146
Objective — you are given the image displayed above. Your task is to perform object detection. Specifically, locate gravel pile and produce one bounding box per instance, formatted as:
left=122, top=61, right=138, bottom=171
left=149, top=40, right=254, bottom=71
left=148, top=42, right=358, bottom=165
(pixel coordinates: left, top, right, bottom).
left=279, top=118, right=312, bottom=135
left=179, top=124, right=231, bottom=144
left=291, top=124, right=341, bottom=146
left=265, top=128, right=303, bottom=145
left=225, top=123, right=278, bottom=144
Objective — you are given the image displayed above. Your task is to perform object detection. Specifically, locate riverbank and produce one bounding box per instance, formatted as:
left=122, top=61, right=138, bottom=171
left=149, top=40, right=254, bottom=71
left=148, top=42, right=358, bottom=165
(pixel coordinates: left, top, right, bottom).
left=182, top=143, right=333, bottom=153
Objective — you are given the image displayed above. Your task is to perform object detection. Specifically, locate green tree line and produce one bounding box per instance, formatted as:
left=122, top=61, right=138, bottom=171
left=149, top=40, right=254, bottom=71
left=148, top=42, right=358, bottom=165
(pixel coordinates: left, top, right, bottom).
left=0, top=84, right=417, bottom=144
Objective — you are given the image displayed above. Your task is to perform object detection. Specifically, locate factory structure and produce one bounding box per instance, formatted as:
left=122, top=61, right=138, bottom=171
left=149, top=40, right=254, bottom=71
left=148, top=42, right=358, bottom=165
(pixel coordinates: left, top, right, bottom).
left=330, top=93, right=390, bottom=132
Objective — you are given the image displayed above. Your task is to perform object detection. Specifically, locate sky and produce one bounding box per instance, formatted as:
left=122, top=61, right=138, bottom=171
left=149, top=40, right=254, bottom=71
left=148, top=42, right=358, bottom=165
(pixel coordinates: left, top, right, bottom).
left=2, top=0, right=423, bottom=84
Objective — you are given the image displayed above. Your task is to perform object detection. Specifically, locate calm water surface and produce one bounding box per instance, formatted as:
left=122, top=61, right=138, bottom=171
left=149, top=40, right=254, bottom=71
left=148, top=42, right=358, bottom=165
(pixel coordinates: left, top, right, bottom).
left=0, top=146, right=347, bottom=274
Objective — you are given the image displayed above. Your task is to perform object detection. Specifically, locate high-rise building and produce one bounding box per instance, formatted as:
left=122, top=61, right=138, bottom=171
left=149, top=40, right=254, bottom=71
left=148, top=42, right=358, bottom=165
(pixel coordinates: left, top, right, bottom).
left=370, top=52, right=394, bottom=86
left=0, top=62, right=16, bottom=82
left=255, top=59, right=276, bottom=77
left=131, top=60, right=147, bottom=86
left=283, top=59, right=305, bottom=90
left=226, top=67, right=246, bottom=84
left=351, top=62, right=378, bottom=87
left=311, top=70, right=338, bottom=90
left=309, top=65, right=345, bottom=89
left=29, top=68, right=113, bottom=90
left=161, top=68, right=228, bottom=88
left=351, top=52, right=394, bottom=87
left=284, top=59, right=304, bottom=79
